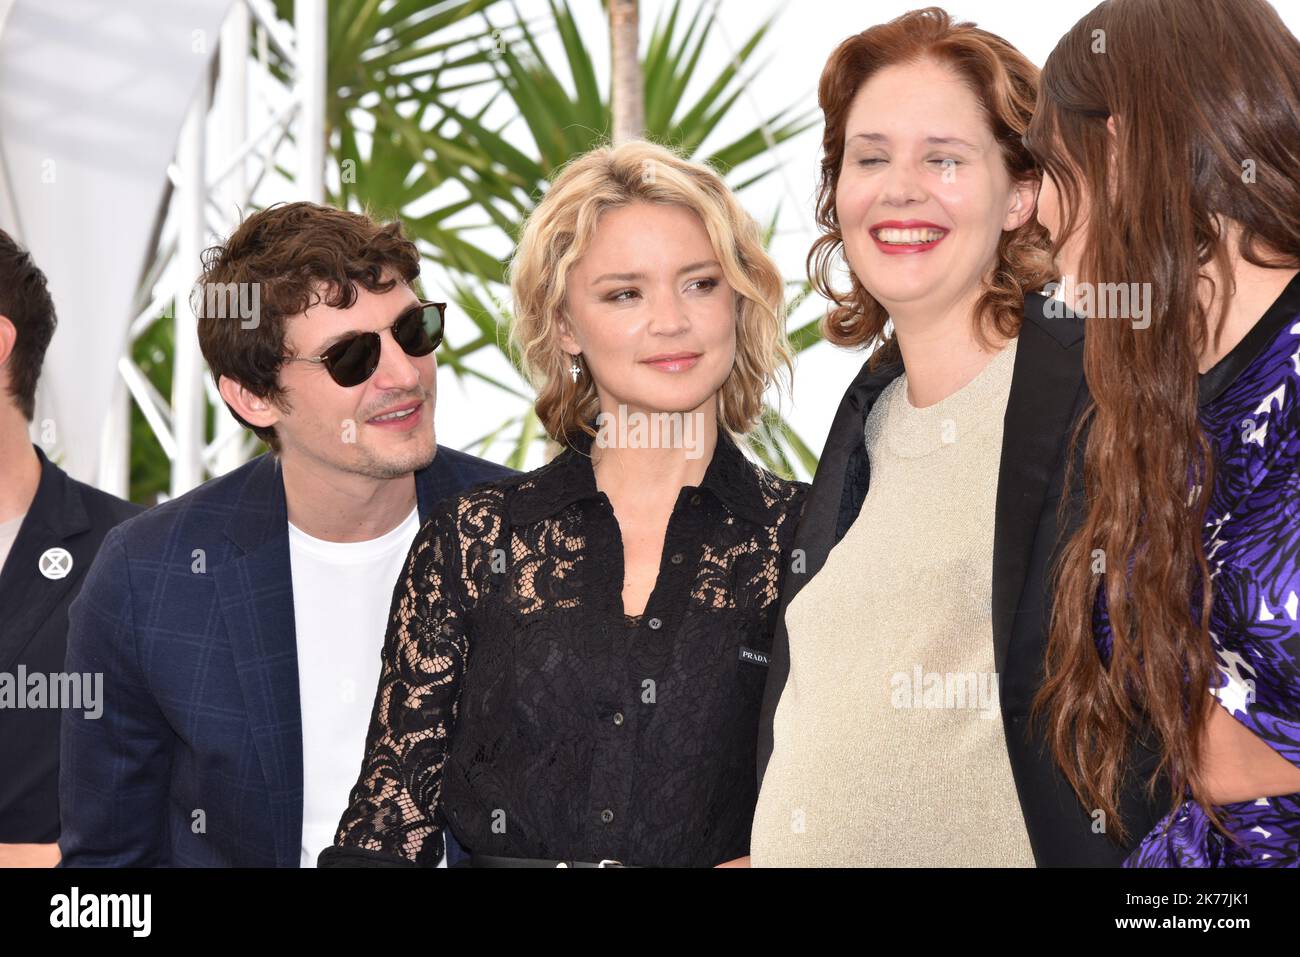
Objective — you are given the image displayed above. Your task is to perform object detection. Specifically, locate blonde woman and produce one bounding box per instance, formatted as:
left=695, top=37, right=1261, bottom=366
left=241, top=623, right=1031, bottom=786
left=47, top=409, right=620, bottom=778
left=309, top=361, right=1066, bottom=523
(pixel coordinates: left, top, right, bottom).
left=320, top=141, right=807, bottom=868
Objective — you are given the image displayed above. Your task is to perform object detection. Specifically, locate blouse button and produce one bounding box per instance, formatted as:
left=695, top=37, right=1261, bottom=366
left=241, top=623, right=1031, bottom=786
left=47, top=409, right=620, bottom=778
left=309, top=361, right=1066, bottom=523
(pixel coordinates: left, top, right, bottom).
left=600, top=809, right=615, bottom=824
left=647, top=617, right=662, bottom=630
left=690, top=493, right=702, bottom=506
left=613, top=712, right=625, bottom=726
left=670, top=553, right=684, bottom=564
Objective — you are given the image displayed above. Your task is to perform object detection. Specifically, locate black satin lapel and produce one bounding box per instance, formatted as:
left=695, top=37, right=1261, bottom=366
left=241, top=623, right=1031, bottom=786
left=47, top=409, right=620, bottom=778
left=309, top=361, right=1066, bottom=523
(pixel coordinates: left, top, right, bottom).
left=794, top=421, right=858, bottom=592
left=789, top=358, right=903, bottom=600
left=0, top=451, right=91, bottom=672
left=992, top=318, right=1085, bottom=677
left=0, top=513, right=79, bottom=671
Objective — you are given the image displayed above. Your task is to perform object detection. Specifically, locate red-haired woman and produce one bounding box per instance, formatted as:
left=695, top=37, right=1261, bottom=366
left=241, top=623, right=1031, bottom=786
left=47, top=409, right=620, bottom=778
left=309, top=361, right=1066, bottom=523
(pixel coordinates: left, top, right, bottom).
left=1029, top=0, right=1300, bottom=867
left=750, top=7, right=1167, bottom=866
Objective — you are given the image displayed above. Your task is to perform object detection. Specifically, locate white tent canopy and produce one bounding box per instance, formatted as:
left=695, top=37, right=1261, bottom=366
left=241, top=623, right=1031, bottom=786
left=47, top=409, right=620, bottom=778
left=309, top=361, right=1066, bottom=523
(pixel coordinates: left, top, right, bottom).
left=0, top=0, right=234, bottom=488
left=0, top=0, right=325, bottom=497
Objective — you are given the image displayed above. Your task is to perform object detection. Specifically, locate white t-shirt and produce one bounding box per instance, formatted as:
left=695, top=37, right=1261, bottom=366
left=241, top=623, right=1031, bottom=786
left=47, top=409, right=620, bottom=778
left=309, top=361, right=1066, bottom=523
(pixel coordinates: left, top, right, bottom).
left=289, top=504, right=446, bottom=868
left=0, top=512, right=25, bottom=577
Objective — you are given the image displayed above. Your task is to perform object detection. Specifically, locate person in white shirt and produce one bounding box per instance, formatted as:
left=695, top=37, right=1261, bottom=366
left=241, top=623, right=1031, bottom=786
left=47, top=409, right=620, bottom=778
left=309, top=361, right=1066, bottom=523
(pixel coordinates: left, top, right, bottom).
left=59, top=202, right=512, bottom=867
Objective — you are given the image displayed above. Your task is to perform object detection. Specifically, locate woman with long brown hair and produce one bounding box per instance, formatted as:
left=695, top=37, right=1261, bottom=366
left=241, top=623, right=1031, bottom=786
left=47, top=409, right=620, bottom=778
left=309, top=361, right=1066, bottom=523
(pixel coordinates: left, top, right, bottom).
left=1029, top=0, right=1300, bottom=866
left=750, top=7, right=1167, bottom=866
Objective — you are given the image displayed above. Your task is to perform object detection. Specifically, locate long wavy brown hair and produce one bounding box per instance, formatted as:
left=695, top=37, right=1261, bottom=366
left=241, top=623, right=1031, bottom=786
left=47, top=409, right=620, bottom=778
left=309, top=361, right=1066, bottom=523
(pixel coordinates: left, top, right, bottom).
left=808, top=7, right=1055, bottom=364
left=1027, top=0, right=1300, bottom=842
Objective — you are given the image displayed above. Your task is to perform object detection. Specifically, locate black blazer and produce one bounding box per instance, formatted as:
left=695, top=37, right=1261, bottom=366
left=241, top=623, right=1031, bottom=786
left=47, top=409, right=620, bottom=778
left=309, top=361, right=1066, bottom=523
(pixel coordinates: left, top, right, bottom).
left=0, top=446, right=141, bottom=843
left=756, top=293, right=1169, bottom=866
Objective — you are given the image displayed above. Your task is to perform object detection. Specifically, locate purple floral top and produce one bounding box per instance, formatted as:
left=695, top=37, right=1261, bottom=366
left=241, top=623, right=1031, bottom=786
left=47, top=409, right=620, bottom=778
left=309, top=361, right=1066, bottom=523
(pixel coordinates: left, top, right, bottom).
left=1098, top=270, right=1300, bottom=867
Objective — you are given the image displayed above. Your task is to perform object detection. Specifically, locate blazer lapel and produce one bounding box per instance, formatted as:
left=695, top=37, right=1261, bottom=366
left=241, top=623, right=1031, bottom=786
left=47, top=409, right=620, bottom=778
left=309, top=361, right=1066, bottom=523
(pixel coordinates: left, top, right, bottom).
left=790, top=356, right=905, bottom=600
left=415, top=447, right=458, bottom=519
left=991, top=298, right=1086, bottom=676
left=0, top=448, right=91, bottom=672
left=212, top=454, right=303, bottom=868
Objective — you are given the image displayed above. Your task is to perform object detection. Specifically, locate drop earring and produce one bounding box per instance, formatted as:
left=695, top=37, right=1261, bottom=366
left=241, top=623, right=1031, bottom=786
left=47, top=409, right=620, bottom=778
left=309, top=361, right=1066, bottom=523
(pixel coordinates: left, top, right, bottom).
left=569, top=355, right=581, bottom=382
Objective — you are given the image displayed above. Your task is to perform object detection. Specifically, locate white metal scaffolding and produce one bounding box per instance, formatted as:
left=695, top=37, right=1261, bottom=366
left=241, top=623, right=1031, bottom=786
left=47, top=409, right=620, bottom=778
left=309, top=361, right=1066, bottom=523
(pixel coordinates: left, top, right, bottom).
left=103, top=0, right=327, bottom=499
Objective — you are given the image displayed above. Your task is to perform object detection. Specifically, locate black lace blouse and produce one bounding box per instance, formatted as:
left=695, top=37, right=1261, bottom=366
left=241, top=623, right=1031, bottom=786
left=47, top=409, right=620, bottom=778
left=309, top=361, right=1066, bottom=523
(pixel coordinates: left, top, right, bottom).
left=322, top=428, right=807, bottom=867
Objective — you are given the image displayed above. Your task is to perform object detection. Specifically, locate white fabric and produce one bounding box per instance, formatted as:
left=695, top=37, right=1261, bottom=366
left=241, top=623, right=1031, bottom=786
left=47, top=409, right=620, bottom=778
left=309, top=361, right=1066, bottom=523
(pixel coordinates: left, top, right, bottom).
left=752, top=340, right=1034, bottom=866
left=288, top=505, right=447, bottom=868
left=0, top=511, right=25, bottom=577
left=0, top=0, right=233, bottom=485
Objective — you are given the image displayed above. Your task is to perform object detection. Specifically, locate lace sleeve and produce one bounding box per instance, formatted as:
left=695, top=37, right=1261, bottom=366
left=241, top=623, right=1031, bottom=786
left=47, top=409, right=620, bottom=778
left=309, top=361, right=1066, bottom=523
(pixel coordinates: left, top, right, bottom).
left=328, top=505, right=470, bottom=866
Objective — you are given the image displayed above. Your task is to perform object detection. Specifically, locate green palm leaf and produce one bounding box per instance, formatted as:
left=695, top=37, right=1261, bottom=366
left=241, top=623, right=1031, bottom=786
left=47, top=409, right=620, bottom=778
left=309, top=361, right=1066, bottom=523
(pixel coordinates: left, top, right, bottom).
left=268, top=1, right=827, bottom=479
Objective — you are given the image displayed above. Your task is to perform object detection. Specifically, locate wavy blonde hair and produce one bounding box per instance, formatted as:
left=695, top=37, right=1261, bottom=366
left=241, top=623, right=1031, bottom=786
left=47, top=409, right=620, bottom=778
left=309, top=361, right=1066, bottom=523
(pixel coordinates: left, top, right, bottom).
left=509, top=140, right=791, bottom=444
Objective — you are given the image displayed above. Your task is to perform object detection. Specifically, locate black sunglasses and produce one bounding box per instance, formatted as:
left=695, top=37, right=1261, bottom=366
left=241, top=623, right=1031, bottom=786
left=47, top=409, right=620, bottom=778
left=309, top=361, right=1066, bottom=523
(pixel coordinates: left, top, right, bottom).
left=284, top=300, right=445, bottom=387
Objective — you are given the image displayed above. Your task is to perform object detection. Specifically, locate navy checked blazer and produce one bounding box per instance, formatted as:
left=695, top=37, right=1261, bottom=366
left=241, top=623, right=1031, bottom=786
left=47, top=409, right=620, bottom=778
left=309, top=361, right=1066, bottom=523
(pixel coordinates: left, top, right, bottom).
left=58, top=445, right=513, bottom=867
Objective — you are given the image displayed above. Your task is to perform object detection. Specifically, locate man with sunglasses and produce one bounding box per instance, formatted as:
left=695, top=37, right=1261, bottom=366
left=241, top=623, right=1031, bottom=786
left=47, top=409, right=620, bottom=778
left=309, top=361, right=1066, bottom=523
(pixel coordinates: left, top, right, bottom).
left=59, top=202, right=512, bottom=867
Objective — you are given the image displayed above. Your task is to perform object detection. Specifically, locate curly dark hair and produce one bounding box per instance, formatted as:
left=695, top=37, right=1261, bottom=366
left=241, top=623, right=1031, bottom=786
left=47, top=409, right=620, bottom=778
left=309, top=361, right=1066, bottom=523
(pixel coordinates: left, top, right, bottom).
left=195, top=202, right=421, bottom=452
left=0, top=228, right=57, bottom=421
